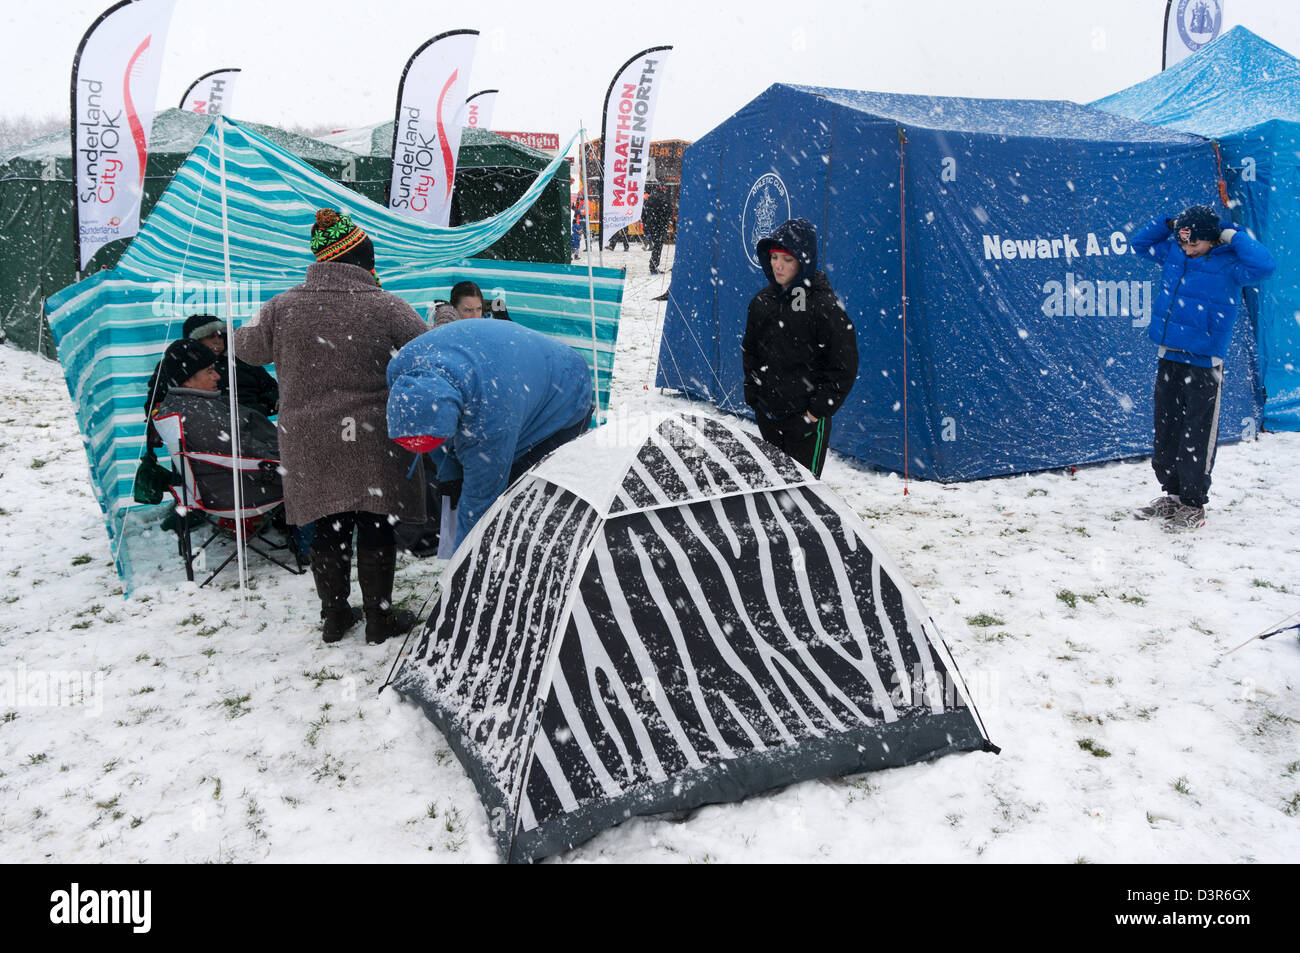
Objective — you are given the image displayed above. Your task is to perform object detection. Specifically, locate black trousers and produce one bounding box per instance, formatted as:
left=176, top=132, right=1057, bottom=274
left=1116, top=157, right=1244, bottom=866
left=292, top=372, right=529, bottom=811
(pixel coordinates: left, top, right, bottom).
left=312, top=510, right=396, bottom=556
left=1152, top=357, right=1223, bottom=507
left=648, top=238, right=664, bottom=272
left=756, top=413, right=832, bottom=479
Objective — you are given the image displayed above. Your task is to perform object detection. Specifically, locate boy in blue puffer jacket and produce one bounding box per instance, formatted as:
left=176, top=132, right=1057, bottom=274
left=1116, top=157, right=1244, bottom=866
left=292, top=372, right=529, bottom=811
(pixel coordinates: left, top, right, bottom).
left=1130, top=204, right=1275, bottom=531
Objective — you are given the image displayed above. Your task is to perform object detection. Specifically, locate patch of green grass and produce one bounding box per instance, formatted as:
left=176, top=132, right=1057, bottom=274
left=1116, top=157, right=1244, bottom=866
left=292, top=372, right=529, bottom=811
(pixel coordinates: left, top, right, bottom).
left=1251, top=578, right=1290, bottom=593
left=1072, top=526, right=1090, bottom=537
left=69, top=620, right=92, bottom=630
left=1077, top=738, right=1111, bottom=758
left=311, top=754, right=347, bottom=784
left=1283, top=794, right=1300, bottom=817
left=26, top=752, right=47, bottom=766
left=426, top=802, right=439, bottom=820
left=130, top=686, right=154, bottom=696
left=303, top=668, right=342, bottom=689
left=1119, top=593, right=1146, bottom=605
left=195, top=625, right=220, bottom=638
left=2, top=711, right=19, bottom=724
left=130, top=816, right=144, bottom=829
left=220, top=693, right=251, bottom=719
left=1173, top=776, right=1191, bottom=795
left=1137, top=707, right=1158, bottom=721
left=95, top=794, right=119, bottom=811
left=103, top=759, right=119, bottom=773
left=1284, top=761, right=1300, bottom=776
left=966, top=613, right=1004, bottom=628
left=71, top=554, right=92, bottom=566
left=134, top=653, right=150, bottom=662
left=1056, top=589, right=1078, bottom=610
left=179, top=613, right=203, bottom=627
left=1027, top=488, right=1048, bottom=498
left=30, top=458, right=48, bottom=470
left=306, top=713, right=330, bottom=747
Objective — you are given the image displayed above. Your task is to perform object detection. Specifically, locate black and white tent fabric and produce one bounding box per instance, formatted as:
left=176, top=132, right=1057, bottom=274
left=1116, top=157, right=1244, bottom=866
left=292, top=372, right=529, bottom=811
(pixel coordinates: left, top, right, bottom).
left=391, top=412, right=996, bottom=862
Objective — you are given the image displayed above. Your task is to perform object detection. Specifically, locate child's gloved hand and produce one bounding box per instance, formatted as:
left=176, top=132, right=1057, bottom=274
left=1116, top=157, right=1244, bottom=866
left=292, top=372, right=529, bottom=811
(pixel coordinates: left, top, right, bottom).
left=1219, top=228, right=1237, bottom=244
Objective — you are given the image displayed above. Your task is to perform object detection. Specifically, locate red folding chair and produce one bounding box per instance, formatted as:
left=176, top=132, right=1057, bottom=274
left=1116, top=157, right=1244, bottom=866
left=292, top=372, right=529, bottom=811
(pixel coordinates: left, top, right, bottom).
left=152, top=412, right=305, bottom=587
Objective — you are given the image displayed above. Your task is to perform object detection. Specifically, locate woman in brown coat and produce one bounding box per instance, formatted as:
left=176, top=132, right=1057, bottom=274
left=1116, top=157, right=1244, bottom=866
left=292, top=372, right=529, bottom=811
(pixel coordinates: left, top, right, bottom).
left=234, top=209, right=428, bottom=644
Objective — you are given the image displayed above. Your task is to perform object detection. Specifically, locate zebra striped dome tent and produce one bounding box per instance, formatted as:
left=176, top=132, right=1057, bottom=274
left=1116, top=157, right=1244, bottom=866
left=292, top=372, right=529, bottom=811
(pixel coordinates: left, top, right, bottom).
left=391, top=411, right=996, bottom=862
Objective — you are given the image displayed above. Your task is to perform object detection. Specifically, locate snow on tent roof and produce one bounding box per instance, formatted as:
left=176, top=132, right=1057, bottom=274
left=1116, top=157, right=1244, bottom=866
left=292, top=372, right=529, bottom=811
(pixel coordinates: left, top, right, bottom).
left=783, top=83, right=1206, bottom=143
left=317, top=123, right=554, bottom=166
left=0, top=108, right=359, bottom=164
left=1090, top=27, right=1300, bottom=138
left=529, top=411, right=814, bottom=518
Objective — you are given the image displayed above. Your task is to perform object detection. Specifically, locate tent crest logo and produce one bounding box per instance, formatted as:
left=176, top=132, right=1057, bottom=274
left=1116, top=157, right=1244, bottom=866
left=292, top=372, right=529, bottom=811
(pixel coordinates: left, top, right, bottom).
left=1176, top=0, right=1222, bottom=52
left=742, top=173, right=790, bottom=269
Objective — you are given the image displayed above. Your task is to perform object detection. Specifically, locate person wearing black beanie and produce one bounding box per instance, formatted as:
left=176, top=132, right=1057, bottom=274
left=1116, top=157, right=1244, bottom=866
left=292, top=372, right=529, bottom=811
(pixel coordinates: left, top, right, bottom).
left=1130, top=204, right=1276, bottom=530
left=150, top=339, right=284, bottom=513
left=180, top=313, right=279, bottom=417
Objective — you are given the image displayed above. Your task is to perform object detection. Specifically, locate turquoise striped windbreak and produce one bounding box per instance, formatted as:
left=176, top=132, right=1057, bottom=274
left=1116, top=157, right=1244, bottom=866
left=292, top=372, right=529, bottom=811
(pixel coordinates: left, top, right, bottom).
left=45, top=117, right=624, bottom=588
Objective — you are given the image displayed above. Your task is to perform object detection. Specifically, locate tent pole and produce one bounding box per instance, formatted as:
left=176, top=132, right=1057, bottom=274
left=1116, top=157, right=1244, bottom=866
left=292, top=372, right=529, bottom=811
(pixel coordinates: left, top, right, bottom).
left=216, top=116, right=249, bottom=605
left=580, top=125, right=604, bottom=426
left=898, top=125, right=910, bottom=497
left=581, top=123, right=602, bottom=268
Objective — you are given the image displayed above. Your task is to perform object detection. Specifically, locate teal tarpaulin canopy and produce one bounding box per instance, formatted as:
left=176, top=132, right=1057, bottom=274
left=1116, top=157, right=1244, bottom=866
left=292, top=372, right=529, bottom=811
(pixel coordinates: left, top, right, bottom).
left=1093, top=26, right=1300, bottom=431
left=45, top=117, right=625, bottom=587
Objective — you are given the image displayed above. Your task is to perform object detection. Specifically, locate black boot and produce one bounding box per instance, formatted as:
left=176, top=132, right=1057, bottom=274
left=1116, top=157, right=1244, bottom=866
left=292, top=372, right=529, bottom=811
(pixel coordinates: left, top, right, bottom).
left=357, top=545, right=416, bottom=645
left=311, top=548, right=360, bottom=643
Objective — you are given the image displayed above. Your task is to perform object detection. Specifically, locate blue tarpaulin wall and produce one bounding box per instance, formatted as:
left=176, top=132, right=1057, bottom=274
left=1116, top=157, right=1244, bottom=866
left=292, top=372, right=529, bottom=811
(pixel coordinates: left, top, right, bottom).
left=657, top=83, right=1258, bottom=481
left=1092, top=26, right=1300, bottom=432
left=45, top=118, right=625, bottom=588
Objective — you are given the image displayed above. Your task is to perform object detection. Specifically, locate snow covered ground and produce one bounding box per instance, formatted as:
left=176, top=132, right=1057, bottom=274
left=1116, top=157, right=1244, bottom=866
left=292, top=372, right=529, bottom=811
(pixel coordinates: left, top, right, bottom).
left=2, top=241, right=1297, bottom=863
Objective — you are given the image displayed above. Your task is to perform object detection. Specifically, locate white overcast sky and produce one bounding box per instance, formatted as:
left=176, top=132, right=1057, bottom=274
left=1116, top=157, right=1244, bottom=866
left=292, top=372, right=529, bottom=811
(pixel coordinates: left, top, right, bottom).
left=2, top=0, right=1298, bottom=141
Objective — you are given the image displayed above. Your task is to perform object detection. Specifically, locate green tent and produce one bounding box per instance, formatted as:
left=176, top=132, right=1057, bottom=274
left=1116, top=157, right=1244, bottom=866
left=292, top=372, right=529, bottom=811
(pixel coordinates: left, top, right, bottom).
left=1, top=111, right=569, bottom=354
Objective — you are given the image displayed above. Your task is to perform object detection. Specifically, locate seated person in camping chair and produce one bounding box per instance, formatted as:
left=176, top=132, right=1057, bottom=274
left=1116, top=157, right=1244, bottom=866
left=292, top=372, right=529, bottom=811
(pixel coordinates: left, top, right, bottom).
left=143, top=314, right=279, bottom=423
left=151, top=339, right=284, bottom=512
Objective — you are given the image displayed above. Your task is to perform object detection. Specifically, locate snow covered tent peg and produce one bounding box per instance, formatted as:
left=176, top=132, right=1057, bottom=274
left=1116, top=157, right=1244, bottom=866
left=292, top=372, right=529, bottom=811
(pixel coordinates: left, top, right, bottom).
left=391, top=411, right=995, bottom=862
left=658, top=84, right=1260, bottom=481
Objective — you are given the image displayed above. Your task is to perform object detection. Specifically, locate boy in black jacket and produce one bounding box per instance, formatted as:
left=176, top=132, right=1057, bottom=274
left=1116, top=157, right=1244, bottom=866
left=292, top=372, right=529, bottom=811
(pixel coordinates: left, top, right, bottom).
left=742, top=218, right=859, bottom=477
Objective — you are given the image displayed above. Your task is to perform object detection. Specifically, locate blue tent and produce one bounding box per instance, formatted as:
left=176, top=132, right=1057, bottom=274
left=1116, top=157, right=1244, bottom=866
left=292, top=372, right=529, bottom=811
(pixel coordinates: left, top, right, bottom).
left=1092, top=26, right=1300, bottom=431
left=45, top=119, right=625, bottom=588
left=656, top=84, right=1258, bottom=481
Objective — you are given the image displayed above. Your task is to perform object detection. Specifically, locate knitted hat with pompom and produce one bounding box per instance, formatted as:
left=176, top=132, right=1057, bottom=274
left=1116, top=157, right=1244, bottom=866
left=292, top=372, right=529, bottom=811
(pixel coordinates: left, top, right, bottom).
left=309, top=208, right=375, bottom=271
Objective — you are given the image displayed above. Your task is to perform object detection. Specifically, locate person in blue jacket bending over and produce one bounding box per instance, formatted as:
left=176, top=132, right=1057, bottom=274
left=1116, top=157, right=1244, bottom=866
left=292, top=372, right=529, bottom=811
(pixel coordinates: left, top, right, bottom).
left=386, top=319, right=595, bottom=549
left=1130, top=204, right=1275, bottom=532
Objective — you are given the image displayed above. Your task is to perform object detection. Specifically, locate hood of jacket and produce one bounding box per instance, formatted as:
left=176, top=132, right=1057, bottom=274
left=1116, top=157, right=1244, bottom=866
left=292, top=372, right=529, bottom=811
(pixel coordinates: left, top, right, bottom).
left=757, top=217, right=819, bottom=289
left=385, top=342, right=466, bottom=440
